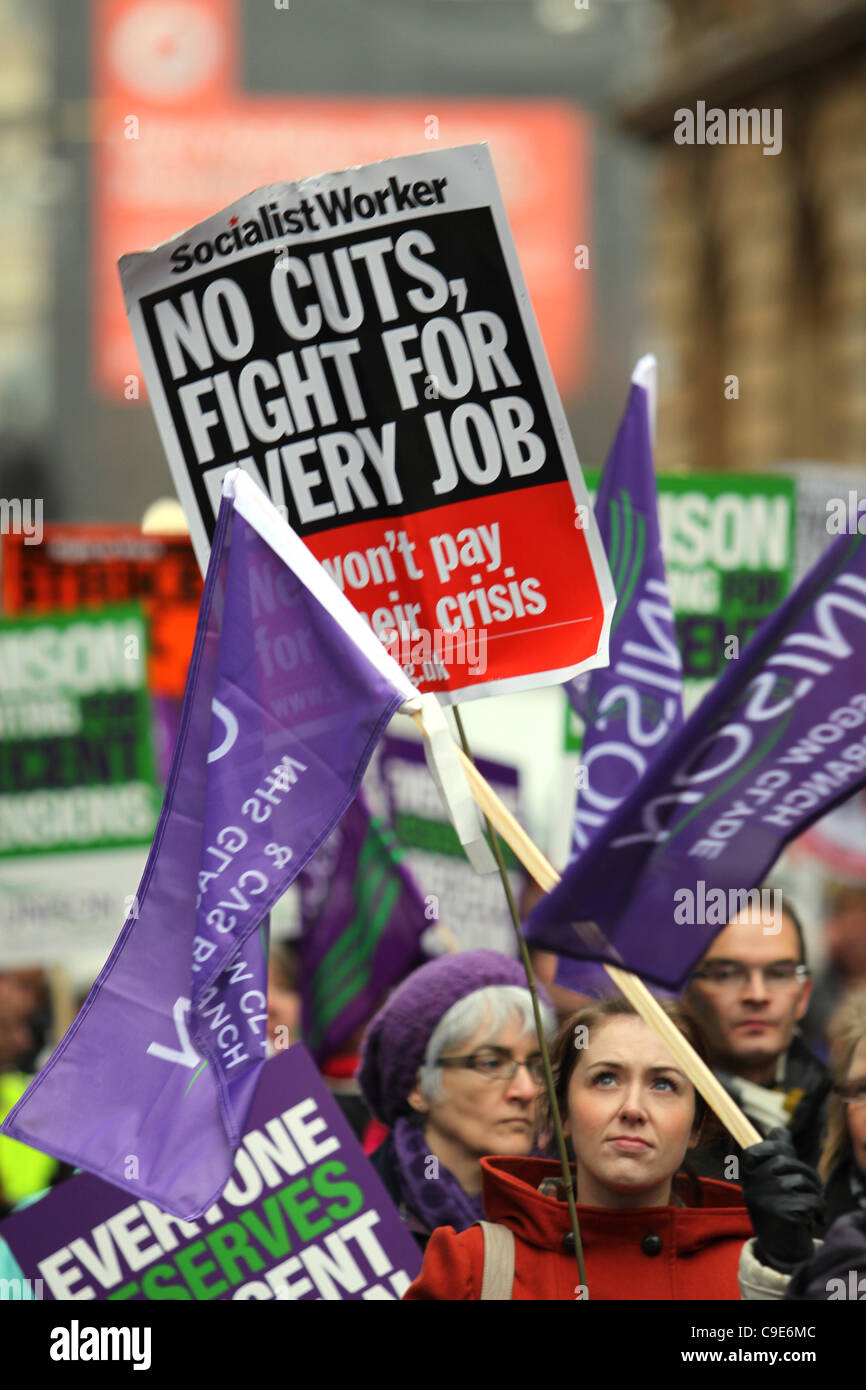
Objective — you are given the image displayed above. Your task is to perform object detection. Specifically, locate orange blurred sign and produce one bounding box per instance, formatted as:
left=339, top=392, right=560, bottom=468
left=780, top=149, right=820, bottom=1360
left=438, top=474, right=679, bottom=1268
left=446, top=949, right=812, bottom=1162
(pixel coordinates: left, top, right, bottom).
left=1, top=527, right=202, bottom=699
left=94, top=0, right=590, bottom=401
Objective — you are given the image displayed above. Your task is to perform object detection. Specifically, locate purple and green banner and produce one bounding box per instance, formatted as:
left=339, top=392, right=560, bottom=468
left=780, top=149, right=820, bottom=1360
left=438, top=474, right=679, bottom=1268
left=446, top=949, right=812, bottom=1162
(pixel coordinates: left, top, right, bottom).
left=1, top=475, right=414, bottom=1219
left=299, top=790, right=429, bottom=1063
left=564, top=472, right=796, bottom=750
left=0, top=1048, right=423, bottom=1300
left=565, top=358, right=683, bottom=862
left=557, top=360, right=680, bottom=995
left=528, top=530, right=866, bottom=990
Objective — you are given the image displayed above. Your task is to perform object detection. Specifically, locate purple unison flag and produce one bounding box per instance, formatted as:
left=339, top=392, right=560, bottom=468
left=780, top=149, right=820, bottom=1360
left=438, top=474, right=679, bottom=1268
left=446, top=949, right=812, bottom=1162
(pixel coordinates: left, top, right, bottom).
left=527, top=529, right=866, bottom=991
left=298, top=790, right=429, bottom=1064
left=558, top=358, right=682, bottom=994
left=567, top=357, right=683, bottom=856
left=1, top=472, right=417, bottom=1219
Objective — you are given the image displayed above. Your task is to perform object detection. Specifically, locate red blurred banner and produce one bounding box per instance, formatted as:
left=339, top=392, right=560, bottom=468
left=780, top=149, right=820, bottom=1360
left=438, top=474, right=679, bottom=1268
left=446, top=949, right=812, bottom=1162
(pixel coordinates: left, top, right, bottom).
left=94, top=0, right=590, bottom=402
left=1, top=526, right=202, bottom=699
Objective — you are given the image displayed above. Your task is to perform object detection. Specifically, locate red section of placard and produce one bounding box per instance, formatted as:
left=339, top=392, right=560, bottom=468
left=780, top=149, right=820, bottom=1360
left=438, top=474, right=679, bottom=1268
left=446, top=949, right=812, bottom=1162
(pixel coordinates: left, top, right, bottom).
left=303, top=479, right=603, bottom=699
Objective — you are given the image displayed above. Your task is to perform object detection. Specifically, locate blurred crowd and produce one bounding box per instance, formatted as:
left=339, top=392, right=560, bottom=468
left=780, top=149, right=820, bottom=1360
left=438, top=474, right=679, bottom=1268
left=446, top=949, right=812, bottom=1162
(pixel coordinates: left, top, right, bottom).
left=3, top=839, right=866, bottom=1301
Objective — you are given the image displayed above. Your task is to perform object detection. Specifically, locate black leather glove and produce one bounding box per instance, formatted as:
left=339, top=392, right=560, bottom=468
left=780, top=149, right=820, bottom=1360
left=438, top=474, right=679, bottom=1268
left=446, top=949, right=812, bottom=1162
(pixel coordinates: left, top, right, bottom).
left=740, top=1127, right=824, bottom=1273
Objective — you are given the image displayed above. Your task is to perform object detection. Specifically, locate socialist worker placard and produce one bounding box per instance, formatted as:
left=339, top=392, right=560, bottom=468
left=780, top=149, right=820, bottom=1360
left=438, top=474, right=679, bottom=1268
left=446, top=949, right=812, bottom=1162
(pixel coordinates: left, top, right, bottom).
left=119, top=144, right=614, bottom=702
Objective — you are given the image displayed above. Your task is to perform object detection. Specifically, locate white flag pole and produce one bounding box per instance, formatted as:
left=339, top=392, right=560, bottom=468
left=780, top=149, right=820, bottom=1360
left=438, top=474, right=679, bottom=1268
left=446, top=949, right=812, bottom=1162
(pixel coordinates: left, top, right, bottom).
left=632, top=352, right=658, bottom=450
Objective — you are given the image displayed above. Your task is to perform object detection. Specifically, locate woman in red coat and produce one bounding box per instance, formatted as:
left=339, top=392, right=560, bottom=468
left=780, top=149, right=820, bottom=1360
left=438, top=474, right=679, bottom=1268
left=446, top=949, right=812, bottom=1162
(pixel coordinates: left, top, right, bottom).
left=404, top=997, right=818, bottom=1300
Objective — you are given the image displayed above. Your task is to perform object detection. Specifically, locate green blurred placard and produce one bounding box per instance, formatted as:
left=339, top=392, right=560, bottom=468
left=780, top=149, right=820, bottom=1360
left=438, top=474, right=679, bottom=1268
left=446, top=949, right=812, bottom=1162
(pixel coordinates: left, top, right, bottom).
left=565, top=474, right=796, bottom=750
left=0, top=605, right=160, bottom=856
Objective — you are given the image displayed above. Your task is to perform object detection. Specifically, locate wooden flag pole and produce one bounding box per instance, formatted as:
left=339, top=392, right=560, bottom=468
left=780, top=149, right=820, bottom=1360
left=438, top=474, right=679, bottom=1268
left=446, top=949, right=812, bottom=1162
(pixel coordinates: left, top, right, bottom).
left=411, top=711, right=762, bottom=1152
left=451, top=707, right=588, bottom=1294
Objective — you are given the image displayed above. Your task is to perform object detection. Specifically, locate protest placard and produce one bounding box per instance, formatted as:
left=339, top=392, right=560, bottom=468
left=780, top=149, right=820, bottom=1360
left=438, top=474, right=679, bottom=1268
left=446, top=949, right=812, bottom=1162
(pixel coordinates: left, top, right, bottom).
left=658, top=474, right=795, bottom=700
left=0, top=1047, right=422, bottom=1301
left=120, top=144, right=614, bottom=702
left=564, top=473, right=795, bottom=748
left=1, top=525, right=202, bottom=701
left=0, top=847, right=146, bottom=969
left=377, top=733, right=522, bottom=955
left=0, top=606, right=159, bottom=858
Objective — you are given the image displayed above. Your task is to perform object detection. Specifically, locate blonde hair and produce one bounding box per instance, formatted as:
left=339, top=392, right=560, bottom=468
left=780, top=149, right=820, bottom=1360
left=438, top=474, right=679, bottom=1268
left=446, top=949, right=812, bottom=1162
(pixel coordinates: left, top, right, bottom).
left=818, top=985, right=866, bottom=1184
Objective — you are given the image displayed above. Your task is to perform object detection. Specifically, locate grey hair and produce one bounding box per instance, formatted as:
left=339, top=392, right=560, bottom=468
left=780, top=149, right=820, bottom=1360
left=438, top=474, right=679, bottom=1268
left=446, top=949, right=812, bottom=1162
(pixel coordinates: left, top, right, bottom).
left=417, top=984, right=554, bottom=1104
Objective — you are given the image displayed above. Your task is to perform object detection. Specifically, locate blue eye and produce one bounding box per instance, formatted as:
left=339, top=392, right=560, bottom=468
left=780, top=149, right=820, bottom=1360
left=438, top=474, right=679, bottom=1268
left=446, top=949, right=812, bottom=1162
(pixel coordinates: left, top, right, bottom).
left=592, top=1071, right=618, bottom=1087
left=652, top=1076, right=679, bottom=1093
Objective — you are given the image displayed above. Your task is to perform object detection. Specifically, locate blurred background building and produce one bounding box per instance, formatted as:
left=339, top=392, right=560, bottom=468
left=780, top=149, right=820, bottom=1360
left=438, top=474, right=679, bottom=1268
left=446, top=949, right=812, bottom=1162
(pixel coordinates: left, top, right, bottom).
left=0, top=1, right=58, bottom=514
left=1, top=1, right=864, bottom=509
left=619, top=0, right=866, bottom=475
left=1, top=0, right=670, bottom=521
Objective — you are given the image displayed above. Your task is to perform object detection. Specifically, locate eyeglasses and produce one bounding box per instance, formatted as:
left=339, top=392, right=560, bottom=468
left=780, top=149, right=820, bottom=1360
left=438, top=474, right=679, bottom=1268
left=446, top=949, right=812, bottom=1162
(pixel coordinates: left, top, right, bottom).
left=435, top=1046, right=546, bottom=1084
left=690, top=962, right=810, bottom=990
left=834, top=1081, right=866, bottom=1109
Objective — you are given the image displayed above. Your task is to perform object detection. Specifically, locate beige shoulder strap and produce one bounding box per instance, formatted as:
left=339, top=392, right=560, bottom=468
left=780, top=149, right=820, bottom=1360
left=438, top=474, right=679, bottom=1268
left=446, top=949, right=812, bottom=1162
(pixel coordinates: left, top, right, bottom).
left=478, top=1221, right=515, bottom=1301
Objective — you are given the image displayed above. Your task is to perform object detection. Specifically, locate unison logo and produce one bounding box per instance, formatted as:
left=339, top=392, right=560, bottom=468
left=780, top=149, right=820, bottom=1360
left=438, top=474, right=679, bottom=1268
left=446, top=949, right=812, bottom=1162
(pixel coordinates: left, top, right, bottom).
left=674, top=102, right=782, bottom=156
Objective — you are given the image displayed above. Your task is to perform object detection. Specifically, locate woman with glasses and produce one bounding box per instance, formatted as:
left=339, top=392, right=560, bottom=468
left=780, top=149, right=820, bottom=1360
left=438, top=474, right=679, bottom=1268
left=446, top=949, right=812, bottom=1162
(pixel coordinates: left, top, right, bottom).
left=817, top=985, right=866, bottom=1233
left=404, top=996, right=823, bottom=1299
left=358, top=950, right=554, bottom=1249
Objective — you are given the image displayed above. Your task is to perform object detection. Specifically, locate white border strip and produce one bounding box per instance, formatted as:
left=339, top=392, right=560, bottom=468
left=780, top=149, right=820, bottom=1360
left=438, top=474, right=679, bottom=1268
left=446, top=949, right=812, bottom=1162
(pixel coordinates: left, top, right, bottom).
left=417, top=693, right=496, bottom=874
left=631, top=353, right=657, bottom=451
left=224, top=470, right=421, bottom=709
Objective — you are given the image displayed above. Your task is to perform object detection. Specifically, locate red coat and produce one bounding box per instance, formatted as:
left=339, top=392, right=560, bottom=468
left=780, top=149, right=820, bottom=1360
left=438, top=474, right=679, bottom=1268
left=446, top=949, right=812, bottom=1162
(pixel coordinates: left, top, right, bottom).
left=403, top=1156, right=754, bottom=1301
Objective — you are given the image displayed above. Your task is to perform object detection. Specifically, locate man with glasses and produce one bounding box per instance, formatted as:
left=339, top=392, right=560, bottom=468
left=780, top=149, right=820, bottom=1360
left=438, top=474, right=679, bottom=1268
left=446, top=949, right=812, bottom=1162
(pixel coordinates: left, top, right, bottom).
left=683, top=897, right=832, bottom=1183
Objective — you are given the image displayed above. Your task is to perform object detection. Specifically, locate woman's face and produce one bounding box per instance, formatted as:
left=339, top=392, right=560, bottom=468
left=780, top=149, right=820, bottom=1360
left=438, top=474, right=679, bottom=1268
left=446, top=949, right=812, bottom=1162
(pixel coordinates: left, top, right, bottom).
left=846, top=1036, right=866, bottom=1176
left=566, top=1015, right=699, bottom=1209
left=412, top=1014, right=542, bottom=1175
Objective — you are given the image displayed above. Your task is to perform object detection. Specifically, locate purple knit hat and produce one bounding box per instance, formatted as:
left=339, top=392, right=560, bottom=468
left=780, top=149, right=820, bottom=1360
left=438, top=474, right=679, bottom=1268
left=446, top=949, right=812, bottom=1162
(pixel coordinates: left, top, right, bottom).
left=358, top=949, right=550, bottom=1125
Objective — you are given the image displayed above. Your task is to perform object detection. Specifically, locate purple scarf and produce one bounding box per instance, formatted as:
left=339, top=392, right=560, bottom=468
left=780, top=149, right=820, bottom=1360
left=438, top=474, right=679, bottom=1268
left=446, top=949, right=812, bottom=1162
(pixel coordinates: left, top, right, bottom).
left=390, top=1117, right=485, bottom=1235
